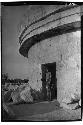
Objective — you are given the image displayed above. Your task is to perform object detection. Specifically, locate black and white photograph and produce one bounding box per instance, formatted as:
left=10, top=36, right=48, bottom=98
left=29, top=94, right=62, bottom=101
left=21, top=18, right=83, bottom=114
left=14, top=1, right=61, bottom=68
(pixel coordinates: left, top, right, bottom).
left=1, top=1, right=82, bottom=121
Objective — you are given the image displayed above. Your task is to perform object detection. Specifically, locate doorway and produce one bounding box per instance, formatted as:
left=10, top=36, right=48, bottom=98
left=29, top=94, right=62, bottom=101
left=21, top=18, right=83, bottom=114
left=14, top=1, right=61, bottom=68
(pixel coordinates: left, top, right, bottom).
left=41, top=62, right=57, bottom=101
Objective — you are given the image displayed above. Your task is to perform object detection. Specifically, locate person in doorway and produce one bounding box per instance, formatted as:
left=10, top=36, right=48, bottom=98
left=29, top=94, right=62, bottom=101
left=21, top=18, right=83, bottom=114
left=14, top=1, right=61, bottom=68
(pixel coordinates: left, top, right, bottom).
left=46, top=69, right=51, bottom=101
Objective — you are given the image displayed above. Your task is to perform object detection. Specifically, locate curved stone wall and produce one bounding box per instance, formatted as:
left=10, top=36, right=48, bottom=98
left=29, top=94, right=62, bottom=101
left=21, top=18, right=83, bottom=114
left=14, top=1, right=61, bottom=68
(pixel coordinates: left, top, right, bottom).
left=18, top=5, right=66, bottom=35
left=18, top=5, right=81, bottom=104
left=28, top=30, right=81, bottom=103
left=28, top=31, right=80, bottom=64
left=19, top=5, right=81, bottom=58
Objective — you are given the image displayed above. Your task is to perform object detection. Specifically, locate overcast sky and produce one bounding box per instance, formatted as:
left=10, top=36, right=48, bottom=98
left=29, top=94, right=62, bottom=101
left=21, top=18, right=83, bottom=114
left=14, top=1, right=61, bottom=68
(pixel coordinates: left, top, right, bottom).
left=2, top=5, right=31, bottom=79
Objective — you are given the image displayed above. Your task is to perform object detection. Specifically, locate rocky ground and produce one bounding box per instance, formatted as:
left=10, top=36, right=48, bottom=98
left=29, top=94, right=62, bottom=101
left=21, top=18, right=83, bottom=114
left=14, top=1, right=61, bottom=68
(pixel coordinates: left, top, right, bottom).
left=4, top=100, right=81, bottom=121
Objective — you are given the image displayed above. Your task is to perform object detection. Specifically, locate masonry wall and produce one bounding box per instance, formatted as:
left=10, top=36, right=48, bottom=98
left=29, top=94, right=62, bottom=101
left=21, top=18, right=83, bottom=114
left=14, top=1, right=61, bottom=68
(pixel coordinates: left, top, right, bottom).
left=28, top=63, right=42, bottom=91
left=28, top=30, right=81, bottom=103
left=19, top=5, right=81, bottom=104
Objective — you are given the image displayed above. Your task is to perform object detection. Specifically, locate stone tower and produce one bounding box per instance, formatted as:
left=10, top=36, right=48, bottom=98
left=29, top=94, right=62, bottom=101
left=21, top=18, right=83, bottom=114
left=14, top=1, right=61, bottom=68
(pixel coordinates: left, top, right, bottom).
left=18, top=5, right=81, bottom=105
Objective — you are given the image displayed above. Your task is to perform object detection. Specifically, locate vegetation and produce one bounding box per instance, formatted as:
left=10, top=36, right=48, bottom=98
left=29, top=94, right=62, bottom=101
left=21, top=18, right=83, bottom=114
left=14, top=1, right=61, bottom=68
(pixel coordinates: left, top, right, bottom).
left=2, top=73, right=29, bottom=85
left=2, top=73, right=44, bottom=103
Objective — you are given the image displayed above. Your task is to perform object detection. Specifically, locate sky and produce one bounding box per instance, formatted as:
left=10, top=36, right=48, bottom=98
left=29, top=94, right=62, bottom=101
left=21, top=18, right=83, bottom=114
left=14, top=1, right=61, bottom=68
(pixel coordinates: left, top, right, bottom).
left=2, top=5, right=31, bottom=79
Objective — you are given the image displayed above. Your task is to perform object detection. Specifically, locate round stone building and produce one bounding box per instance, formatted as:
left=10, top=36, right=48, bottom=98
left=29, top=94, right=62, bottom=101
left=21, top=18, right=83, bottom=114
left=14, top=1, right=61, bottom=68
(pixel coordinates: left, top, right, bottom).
left=18, top=5, right=81, bottom=105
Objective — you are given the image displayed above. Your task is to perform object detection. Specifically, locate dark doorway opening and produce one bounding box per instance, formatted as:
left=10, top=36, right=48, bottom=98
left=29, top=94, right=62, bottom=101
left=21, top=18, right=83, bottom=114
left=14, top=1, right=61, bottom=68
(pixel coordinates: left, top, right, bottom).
left=41, top=62, right=57, bottom=101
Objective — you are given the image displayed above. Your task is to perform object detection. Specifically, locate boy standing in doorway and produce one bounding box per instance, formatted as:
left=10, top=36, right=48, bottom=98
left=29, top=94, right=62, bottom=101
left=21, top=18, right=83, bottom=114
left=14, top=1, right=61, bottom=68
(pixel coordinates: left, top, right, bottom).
left=46, top=69, right=51, bottom=101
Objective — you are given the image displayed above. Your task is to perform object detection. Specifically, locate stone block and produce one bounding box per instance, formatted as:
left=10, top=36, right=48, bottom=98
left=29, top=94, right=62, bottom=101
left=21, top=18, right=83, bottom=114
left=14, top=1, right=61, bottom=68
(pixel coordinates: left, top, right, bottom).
left=20, top=86, right=33, bottom=102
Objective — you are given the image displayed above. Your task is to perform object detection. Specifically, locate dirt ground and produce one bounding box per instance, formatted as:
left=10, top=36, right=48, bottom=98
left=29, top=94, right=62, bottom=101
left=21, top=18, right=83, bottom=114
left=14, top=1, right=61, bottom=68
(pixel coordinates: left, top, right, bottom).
left=5, top=100, right=81, bottom=121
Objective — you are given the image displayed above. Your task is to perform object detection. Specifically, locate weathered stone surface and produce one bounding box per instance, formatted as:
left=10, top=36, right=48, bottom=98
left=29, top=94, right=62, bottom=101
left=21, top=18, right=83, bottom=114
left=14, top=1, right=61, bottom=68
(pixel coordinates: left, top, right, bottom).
left=28, top=31, right=81, bottom=101
left=28, top=63, right=42, bottom=91
left=20, top=86, right=33, bottom=102
left=11, top=84, right=33, bottom=103
left=11, top=88, right=22, bottom=103
left=20, top=5, right=81, bottom=43
left=3, top=90, right=12, bottom=103
left=18, top=5, right=66, bottom=34
left=19, top=5, right=81, bottom=106
left=60, top=102, right=78, bottom=110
